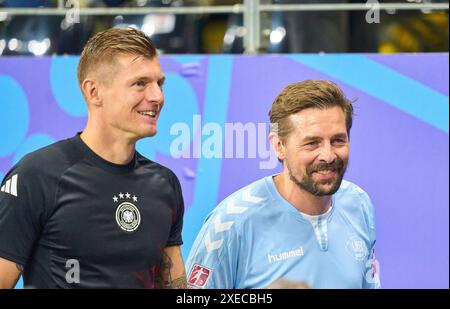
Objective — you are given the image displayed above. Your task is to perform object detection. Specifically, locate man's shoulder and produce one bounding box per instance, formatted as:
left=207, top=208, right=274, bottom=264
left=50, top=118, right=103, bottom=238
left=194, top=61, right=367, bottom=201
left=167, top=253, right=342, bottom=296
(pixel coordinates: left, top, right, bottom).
left=6, top=138, right=79, bottom=180
left=135, top=152, right=180, bottom=184
left=213, top=177, right=273, bottom=225
left=335, top=180, right=375, bottom=226
left=336, top=180, right=371, bottom=201
left=189, top=177, right=274, bottom=270
left=1, top=137, right=81, bottom=199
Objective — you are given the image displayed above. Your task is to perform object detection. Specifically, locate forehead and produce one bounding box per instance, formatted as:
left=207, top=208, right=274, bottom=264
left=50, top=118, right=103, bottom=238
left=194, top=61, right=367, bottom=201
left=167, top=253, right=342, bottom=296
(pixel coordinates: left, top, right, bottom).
left=113, top=53, right=163, bottom=78
left=288, top=106, right=347, bottom=137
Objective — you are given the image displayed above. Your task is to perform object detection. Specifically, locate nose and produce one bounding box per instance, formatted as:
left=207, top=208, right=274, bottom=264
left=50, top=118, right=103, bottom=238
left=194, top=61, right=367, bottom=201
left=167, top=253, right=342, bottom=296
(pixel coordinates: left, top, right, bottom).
left=317, top=142, right=337, bottom=163
left=145, top=82, right=164, bottom=105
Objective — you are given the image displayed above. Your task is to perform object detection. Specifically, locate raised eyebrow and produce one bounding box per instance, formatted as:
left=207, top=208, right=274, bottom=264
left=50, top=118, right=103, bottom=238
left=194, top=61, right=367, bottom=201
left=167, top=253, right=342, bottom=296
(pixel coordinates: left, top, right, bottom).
left=130, top=76, right=165, bottom=85
left=301, top=134, right=348, bottom=143
left=130, top=76, right=150, bottom=83
left=302, top=136, right=322, bottom=142
left=332, top=133, right=349, bottom=140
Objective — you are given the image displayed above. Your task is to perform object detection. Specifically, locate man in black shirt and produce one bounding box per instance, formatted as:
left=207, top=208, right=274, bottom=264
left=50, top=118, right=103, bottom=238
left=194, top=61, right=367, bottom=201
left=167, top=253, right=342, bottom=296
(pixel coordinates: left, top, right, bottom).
left=0, top=27, right=186, bottom=288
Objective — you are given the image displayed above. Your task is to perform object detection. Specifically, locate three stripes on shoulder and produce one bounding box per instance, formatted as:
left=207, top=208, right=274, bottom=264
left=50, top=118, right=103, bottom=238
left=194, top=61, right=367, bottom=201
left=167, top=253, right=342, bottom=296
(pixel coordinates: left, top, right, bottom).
left=204, top=187, right=265, bottom=253
left=0, top=174, right=18, bottom=197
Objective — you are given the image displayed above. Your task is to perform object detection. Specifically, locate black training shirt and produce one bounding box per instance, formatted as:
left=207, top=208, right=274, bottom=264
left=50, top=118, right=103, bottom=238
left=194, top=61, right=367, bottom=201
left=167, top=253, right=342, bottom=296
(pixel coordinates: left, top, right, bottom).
left=0, top=133, right=184, bottom=288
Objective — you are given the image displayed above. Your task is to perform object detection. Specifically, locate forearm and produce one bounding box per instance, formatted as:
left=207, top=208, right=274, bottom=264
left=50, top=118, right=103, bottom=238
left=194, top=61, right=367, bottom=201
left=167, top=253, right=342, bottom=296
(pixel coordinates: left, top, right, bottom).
left=155, top=247, right=187, bottom=289
left=155, top=274, right=187, bottom=289
left=0, top=258, right=22, bottom=289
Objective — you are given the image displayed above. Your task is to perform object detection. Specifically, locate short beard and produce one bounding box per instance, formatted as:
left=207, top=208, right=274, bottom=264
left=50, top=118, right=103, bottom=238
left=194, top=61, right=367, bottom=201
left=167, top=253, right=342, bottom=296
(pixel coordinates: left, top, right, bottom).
left=287, top=158, right=347, bottom=197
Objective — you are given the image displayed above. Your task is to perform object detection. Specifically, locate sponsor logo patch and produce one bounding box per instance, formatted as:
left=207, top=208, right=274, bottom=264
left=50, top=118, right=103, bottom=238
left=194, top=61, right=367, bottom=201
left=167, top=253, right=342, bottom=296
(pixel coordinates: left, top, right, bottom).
left=187, top=264, right=212, bottom=289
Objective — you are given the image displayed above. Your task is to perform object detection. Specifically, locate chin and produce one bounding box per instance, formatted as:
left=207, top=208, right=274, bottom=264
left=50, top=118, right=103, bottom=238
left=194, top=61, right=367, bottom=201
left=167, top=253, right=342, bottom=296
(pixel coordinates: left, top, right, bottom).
left=131, top=130, right=157, bottom=141
left=320, top=183, right=341, bottom=195
left=139, top=131, right=157, bottom=139
left=140, top=125, right=158, bottom=137
left=145, top=129, right=158, bottom=138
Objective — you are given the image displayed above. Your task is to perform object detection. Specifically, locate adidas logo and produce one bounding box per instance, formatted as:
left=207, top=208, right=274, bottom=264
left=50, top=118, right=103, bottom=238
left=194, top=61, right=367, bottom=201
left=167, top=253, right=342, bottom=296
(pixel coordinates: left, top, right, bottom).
left=1, top=174, right=18, bottom=197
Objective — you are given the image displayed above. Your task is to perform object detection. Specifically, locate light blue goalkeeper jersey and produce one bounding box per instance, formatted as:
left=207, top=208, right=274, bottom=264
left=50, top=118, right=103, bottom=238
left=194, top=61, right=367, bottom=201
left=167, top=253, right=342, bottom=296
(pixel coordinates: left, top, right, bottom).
left=186, top=176, right=380, bottom=289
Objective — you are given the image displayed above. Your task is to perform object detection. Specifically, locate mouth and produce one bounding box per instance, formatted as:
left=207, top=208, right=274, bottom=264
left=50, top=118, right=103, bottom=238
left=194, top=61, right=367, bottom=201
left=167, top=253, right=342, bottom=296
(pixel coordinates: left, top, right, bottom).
left=137, top=110, right=158, bottom=118
left=312, top=168, right=337, bottom=180
left=137, top=104, right=161, bottom=122
left=315, top=169, right=336, bottom=175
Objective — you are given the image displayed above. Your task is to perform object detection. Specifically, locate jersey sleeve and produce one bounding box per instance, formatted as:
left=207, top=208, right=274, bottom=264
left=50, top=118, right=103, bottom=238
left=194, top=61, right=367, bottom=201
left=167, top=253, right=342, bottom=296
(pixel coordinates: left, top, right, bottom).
left=359, top=191, right=381, bottom=289
left=165, top=170, right=184, bottom=247
left=185, top=210, right=240, bottom=289
left=0, top=162, right=48, bottom=266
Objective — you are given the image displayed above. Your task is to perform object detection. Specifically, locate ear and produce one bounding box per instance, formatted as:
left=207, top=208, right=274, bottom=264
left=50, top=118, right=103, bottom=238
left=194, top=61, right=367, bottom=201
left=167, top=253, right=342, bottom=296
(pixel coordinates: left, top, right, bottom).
left=269, top=132, right=286, bottom=162
left=81, top=78, right=102, bottom=107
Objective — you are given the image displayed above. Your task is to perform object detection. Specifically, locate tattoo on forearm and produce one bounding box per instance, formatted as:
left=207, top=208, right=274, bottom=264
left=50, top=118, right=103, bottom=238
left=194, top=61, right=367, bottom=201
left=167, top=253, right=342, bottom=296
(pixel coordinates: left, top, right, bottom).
left=155, top=252, right=187, bottom=289
left=170, top=276, right=188, bottom=289
left=16, top=264, right=24, bottom=274
left=155, top=252, right=172, bottom=288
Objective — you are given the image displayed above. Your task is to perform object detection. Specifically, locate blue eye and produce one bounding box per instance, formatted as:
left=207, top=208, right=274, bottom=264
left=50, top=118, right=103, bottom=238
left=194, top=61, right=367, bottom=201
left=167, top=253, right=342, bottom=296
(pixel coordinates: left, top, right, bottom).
left=334, top=139, right=347, bottom=144
left=134, top=81, right=146, bottom=87
left=305, top=141, right=319, bottom=147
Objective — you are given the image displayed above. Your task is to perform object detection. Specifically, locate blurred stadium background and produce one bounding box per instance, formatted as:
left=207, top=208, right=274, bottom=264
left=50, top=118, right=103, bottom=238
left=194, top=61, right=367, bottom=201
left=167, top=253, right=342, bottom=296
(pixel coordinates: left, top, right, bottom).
left=0, top=0, right=448, bottom=55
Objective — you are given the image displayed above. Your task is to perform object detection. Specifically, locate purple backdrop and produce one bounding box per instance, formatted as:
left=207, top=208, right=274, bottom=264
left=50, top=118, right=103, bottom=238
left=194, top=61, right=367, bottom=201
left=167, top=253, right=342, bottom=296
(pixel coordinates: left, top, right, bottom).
left=0, top=54, right=448, bottom=288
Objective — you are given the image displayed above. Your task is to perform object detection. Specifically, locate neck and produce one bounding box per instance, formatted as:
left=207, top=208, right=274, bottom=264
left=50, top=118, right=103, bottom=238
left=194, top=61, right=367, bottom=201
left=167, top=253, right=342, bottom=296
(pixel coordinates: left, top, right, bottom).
left=273, top=171, right=332, bottom=216
left=80, top=119, right=136, bottom=165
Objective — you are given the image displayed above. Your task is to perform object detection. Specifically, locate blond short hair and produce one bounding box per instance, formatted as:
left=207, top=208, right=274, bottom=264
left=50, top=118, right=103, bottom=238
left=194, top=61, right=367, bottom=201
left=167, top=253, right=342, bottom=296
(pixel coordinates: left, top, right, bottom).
left=77, top=27, right=157, bottom=86
left=269, top=80, right=354, bottom=141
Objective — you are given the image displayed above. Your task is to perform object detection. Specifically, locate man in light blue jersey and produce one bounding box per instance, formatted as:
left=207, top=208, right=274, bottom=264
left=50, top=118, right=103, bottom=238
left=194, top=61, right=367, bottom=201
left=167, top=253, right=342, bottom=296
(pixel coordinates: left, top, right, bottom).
left=186, top=80, right=380, bottom=289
